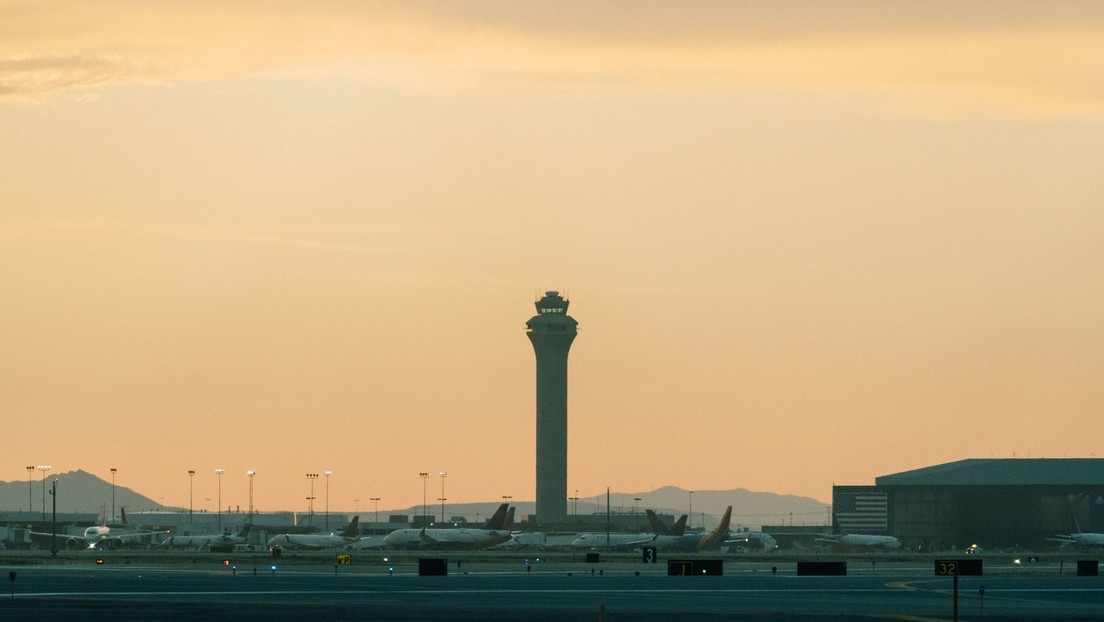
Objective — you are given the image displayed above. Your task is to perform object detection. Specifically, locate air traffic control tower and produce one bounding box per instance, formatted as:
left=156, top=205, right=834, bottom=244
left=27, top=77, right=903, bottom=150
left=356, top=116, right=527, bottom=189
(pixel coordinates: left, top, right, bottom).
left=526, top=291, right=578, bottom=526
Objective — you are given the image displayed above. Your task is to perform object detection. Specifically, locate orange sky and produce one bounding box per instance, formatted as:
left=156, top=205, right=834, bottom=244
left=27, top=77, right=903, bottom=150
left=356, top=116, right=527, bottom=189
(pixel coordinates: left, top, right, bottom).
left=3, top=1, right=1103, bottom=517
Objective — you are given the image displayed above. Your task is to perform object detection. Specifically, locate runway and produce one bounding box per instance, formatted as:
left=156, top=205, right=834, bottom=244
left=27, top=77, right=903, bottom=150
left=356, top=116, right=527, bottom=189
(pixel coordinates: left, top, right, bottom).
left=3, top=555, right=1102, bottom=621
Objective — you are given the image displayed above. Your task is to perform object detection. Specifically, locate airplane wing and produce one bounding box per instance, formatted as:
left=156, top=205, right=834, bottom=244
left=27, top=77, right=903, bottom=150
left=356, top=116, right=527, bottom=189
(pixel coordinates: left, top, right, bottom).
left=619, top=535, right=659, bottom=548
left=28, top=530, right=67, bottom=539
left=109, top=530, right=168, bottom=540
left=25, top=530, right=165, bottom=539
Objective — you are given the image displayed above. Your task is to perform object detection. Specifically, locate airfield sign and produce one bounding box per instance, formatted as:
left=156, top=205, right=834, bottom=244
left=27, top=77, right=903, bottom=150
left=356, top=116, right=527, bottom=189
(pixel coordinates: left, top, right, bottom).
left=934, top=559, right=983, bottom=576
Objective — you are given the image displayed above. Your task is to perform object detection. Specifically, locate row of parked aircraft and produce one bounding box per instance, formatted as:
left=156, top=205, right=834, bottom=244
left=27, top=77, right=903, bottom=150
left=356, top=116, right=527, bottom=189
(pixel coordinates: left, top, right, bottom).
left=35, top=505, right=1104, bottom=553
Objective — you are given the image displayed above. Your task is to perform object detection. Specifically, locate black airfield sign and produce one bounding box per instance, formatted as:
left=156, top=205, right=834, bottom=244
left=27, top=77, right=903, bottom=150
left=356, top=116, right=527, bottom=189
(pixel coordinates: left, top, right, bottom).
left=935, top=559, right=983, bottom=576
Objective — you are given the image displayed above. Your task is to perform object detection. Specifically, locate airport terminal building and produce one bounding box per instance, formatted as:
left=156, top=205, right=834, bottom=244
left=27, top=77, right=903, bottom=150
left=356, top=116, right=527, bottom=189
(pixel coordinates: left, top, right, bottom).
left=834, top=458, right=1104, bottom=551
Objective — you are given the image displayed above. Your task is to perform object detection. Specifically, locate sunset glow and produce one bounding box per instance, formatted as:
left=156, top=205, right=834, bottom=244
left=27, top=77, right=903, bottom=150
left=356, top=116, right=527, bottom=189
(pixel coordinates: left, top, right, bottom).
left=3, top=1, right=1103, bottom=516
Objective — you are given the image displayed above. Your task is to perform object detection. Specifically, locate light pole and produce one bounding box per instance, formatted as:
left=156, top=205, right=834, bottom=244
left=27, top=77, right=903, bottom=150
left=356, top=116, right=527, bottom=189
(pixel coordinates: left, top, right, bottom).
left=324, top=470, right=332, bottom=530
left=689, top=490, right=693, bottom=530
left=439, top=471, right=447, bottom=524
left=306, top=473, right=319, bottom=526
left=214, top=468, right=224, bottom=530
left=568, top=494, right=578, bottom=522
left=247, top=471, right=256, bottom=519
left=49, top=477, right=58, bottom=557
left=110, top=467, right=117, bottom=525
left=370, top=497, right=380, bottom=522
left=26, top=466, right=33, bottom=514
left=634, top=497, right=642, bottom=514
left=188, top=470, right=195, bottom=523
left=419, top=472, right=429, bottom=526
left=37, top=465, right=51, bottom=521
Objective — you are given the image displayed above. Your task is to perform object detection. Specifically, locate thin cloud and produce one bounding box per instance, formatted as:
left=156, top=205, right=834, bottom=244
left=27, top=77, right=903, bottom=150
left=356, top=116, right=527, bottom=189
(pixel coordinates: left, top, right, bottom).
left=228, top=234, right=393, bottom=255
left=0, top=219, right=394, bottom=255
left=1, top=1, right=1102, bottom=117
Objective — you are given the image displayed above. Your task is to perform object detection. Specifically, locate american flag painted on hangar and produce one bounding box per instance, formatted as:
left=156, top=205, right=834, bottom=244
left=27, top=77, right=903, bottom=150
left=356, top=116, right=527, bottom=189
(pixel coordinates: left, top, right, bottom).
left=834, top=491, right=888, bottom=532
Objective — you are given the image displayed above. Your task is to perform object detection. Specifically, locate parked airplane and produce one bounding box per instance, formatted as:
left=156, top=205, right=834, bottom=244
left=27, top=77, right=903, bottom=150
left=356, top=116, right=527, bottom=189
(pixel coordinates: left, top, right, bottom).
left=569, top=532, right=656, bottom=550
left=161, top=524, right=252, bottom=551
left=504, top=532, right=580, bottom=550
left=646, top=506, right=734, bottom=552
left=1051, top=516, right=1104, bottom=548
left=383, top=504, right=513, bottom=550
left=267, top=516, right=360, bottom=550
left=32, top=508, right=166, bottom=550
left=816, top=515, right=901, bottom=550
left=725, top=529, right=778, bottom=553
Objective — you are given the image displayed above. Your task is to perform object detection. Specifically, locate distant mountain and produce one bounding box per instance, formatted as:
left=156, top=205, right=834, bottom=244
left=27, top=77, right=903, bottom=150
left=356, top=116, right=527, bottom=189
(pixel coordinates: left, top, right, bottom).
left=389, top=486, right=829, bottom=531
left=1, top=473, right=827, bottom=530
left=0, top=470, right=166, bottom=518
left=611, top=486, right=830, bottom=530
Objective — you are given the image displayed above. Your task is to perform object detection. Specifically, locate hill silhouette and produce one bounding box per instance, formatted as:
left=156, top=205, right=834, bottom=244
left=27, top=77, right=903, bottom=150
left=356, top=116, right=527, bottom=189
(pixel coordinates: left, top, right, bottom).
left=0, top=469, right=165, bottom=518
left=1, top=473, right=828, bottom=529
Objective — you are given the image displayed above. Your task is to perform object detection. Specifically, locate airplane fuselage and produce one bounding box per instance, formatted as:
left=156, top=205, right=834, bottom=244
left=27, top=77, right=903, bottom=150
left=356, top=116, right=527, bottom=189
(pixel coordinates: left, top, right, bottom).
left=266, top=533, right=355, bottom=550
left=1069, top=533, right=1104, bottom=546
left=569, top=533, right=653, bottom=550
left=83, top=526, right=111, bottom=542
left=162, top=535, right=245, bottom=549
left=383, top=528, right=512, bottom=550
left=835, top=534, right=901, bottom=549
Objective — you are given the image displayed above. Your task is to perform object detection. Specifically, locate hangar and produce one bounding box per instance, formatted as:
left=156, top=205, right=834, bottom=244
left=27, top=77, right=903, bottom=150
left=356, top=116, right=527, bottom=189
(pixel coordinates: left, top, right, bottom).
left=833, top=458, right=1104, bottom=551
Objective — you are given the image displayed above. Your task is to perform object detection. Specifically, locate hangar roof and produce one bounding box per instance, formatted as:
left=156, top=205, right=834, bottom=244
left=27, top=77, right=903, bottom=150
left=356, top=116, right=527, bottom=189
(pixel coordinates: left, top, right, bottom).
left=875, top=458, right=1104, bottom=487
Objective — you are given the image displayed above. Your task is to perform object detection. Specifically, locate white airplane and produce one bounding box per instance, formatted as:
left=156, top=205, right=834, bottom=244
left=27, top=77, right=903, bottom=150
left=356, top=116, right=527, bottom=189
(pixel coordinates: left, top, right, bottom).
left=569, top=532, right=657, bottom=550
left=383, top=504, right=513, bottom=550
left=1050, top=516, right=1104, bottom=547
left=816, top=514, right=901, bottom=550
left=569, top=509, right=688, bottom=551
left=267, top=516, right=360, bottom=550
left=32, top=508, right=166, bottom=550
left=825, top=532, right=901, bottom=549
left=725, top=530, right=778, bottom=553
left=161, top=524, right=252, bottom=551
left=647, top=506, right=734, bottom=552
left=502, top=532, right=580, bottom=550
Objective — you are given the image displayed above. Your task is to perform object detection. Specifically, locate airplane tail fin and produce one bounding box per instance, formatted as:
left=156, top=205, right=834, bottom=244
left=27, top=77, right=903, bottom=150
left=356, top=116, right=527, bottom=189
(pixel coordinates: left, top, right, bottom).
left=120, top=507, right=129, bottom=527
left=672, top=514, right=688, bottom=536
left=832, top=512, right=841, bottom=535
left=342, top=516, right=360, bottom=538
left=502, top=507, right=516, bottom=530
left=695, top=506, right=733, bottom=552
left=485, top=503, right=509, bottom=529
left=645, top=510, right=669, bottom=535
left=237, top=524, right=252, bottom=538
left=715, top=506, right=732, bottom=536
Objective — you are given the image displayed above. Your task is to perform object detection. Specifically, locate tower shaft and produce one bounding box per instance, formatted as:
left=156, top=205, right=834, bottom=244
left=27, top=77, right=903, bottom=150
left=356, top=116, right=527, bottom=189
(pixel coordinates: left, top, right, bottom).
left=526, top=291, right=578, bottom=526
